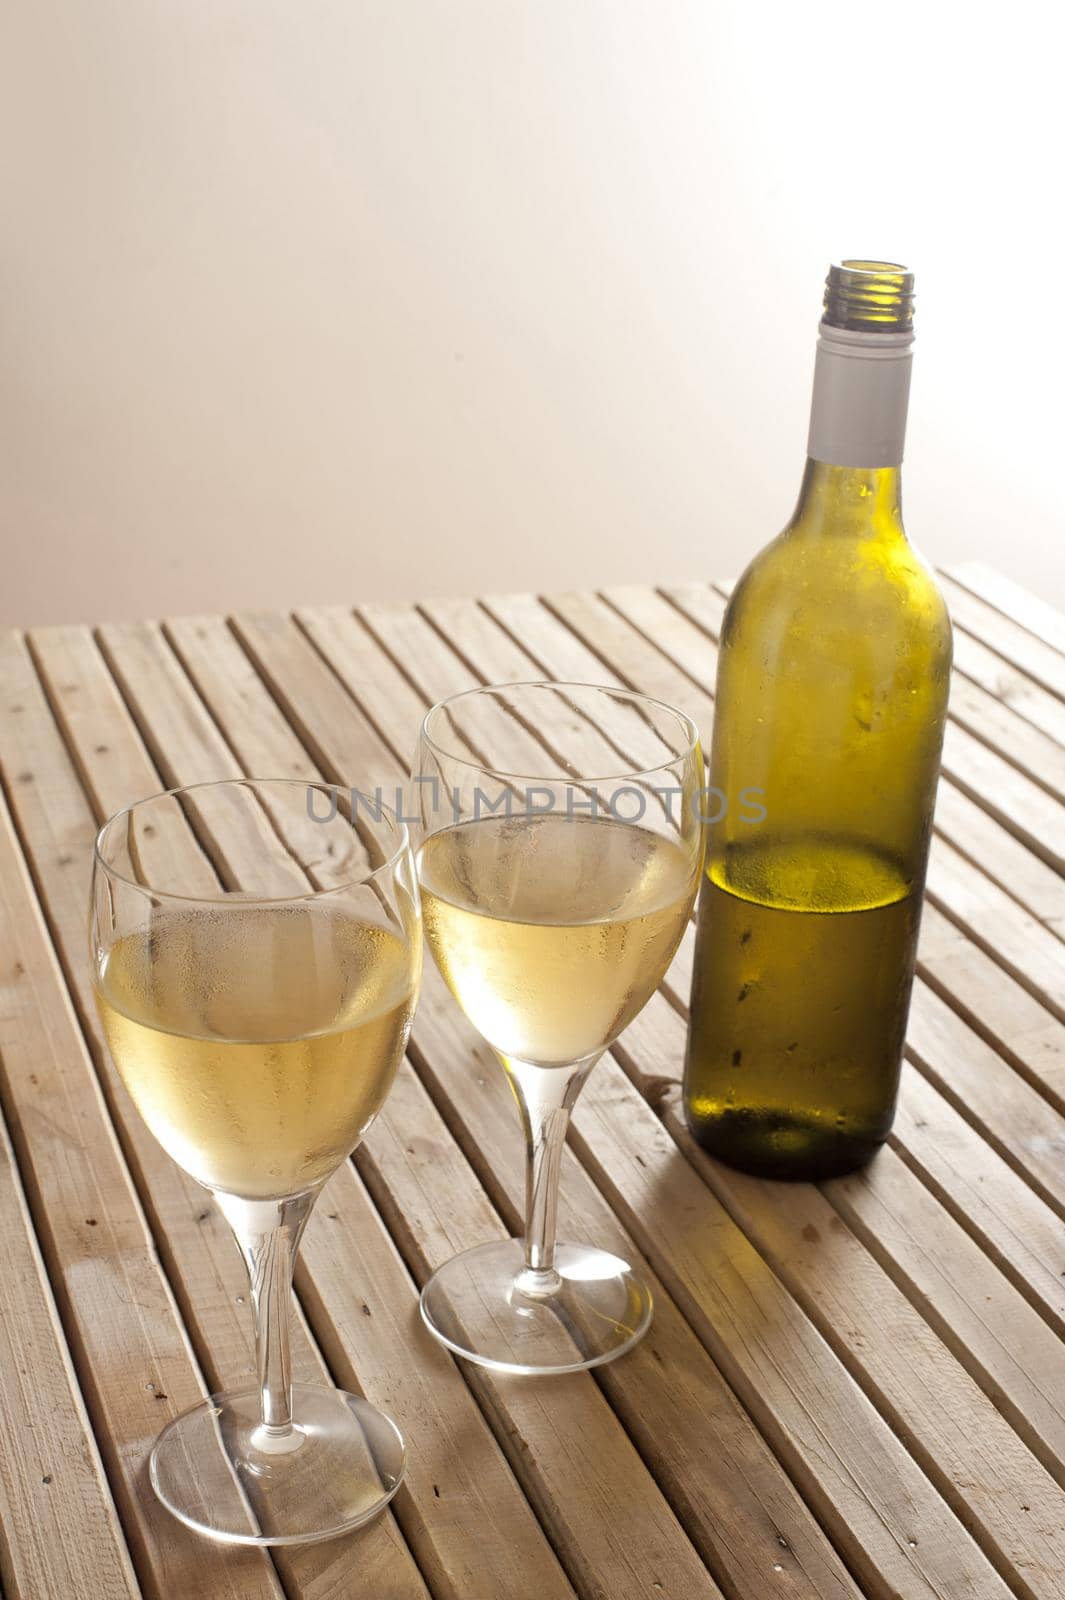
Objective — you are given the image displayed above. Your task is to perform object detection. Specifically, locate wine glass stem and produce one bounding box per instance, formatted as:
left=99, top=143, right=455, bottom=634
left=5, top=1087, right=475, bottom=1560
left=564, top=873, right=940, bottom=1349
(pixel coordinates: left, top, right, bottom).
left=215, top=1188, right=318, bottom=1437
left=508, top=1056, right=594, bottom=1292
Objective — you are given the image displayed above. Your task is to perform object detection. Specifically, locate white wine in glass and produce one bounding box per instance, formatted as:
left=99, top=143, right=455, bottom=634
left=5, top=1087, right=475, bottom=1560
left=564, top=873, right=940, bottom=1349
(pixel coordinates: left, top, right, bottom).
left=413, top=683, right=703, bottom=1375
left=97, top=908, right=414, bottom=1199
left=419, top=813, right=697, bottom=1067
left=89, top=780, right=421, bottom=1546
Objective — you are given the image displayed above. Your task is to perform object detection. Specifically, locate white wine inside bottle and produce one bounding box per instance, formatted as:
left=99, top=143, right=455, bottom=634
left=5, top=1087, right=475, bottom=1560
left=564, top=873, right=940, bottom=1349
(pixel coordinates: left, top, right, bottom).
left=688, top=838, right=919, bottom=1172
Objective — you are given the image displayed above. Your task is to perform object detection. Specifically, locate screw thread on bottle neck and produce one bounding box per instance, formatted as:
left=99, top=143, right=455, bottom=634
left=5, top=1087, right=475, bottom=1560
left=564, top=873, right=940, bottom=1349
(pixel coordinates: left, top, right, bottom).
left=823, top=260, right=915, bottom=333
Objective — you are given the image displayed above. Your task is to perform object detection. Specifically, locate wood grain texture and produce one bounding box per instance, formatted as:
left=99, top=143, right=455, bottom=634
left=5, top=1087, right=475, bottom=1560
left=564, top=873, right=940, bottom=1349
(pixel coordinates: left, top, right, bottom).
left=938, top=575, right=1065, bottom=701
left=1, top=569, right=1064, bottom=1598
left=947, top=563, right=1065, bottom=658
left=605, top=991, right=1065, bottom=1599
left=0, top=886, right=140, bottom=1600
left=947, top=622, right=1065, bottom=748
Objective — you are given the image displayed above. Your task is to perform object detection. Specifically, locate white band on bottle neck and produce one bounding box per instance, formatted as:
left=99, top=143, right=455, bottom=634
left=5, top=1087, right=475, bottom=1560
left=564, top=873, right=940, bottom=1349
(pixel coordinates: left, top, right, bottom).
left=806, top=323, right=913, bottom=469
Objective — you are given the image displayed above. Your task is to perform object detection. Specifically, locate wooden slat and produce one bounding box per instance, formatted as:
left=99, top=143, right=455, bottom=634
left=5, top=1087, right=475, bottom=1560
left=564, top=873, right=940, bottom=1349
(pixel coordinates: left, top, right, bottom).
left=942, top=672, right=1065, bottom=802
left=938, top=721, right=1065, bottom=877
left=926, top=839, right=1065, bottom=1021
left=930, top=782, right=1065, bottom=937
left=915, top=901, right=1065, bottom=1113
left=938, top=575, right=1065, bottom=702
left=948, top=625, right=1065, bottom=749
left=328, top=595, right=1027, bottom=1600
left=95, top=621, right=325, bottom=893
left=23, top=626, right=220, bottom=897
left=483, top=590, right=635, bottom=686
left=825, top=1145, right=1065, bottom=1486
left=891, top=1072, right=1065, bottom=1341
left=947, top=564, right=1065, bottom=658
left=905, top=981, right=1065, bottom=1220
left=47, top=617, right=577, bottom=1600
left=544, top=591, right=717, bottom=734
left=0, top=875, right=140, bottom=1600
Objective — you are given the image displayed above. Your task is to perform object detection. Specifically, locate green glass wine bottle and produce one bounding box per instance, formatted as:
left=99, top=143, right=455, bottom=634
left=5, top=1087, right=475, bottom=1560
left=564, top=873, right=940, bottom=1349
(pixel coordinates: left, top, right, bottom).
left=683, top=260, right=952, bottom=1180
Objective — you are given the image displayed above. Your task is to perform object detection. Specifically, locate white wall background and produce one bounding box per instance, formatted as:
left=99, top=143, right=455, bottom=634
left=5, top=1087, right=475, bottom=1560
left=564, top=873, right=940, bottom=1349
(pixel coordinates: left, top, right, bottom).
left=3, top=2, right=1062, bottom=627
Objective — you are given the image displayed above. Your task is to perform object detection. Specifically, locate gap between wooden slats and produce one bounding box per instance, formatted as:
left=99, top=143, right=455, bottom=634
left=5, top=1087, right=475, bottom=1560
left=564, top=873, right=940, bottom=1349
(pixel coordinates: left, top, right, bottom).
left=0, top=843, right=141, bottom=1600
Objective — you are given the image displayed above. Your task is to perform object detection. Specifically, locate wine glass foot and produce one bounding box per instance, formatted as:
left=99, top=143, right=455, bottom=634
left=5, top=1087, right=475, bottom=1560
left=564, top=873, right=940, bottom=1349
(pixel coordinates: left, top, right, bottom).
left=149, top=1383, right=405, bottom=1545
left=420, top=1238, right=652, bottom=1375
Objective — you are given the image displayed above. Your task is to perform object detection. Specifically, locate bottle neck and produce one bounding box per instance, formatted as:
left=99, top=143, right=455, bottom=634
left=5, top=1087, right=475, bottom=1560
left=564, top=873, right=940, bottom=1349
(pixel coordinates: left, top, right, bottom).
left=790, top=458, right=904, bottom=542
left=806, top=322, right=912, bottom=470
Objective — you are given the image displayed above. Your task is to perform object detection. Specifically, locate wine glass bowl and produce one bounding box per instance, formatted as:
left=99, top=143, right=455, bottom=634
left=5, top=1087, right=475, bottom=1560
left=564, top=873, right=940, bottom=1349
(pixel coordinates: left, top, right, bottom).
left=413, top=683, right=703, bottom=1374
left=89, top=779, right=421, bottom=1545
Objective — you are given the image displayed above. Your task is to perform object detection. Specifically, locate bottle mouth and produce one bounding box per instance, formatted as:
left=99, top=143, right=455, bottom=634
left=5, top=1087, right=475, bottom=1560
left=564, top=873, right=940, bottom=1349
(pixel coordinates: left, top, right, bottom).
left=823, top=260, right=914, bottom=333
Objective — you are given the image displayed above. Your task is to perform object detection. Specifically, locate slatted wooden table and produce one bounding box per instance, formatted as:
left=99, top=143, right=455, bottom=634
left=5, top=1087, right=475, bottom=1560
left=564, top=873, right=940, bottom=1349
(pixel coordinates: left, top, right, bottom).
left=1, top=562, right=1064, bottom=1600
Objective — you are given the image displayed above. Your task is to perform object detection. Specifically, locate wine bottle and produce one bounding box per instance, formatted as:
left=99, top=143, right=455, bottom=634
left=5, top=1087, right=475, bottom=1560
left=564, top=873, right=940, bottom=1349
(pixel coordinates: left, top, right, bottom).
left=683, top=260, right=952, bottom=1180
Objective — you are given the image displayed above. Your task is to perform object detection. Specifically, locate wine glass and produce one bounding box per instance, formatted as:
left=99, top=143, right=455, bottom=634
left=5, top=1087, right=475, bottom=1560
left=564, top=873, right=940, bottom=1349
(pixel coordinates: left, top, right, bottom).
left=412, top=682, right=703, bottom=1374
left=89, top=779, right=421, bottom=1545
